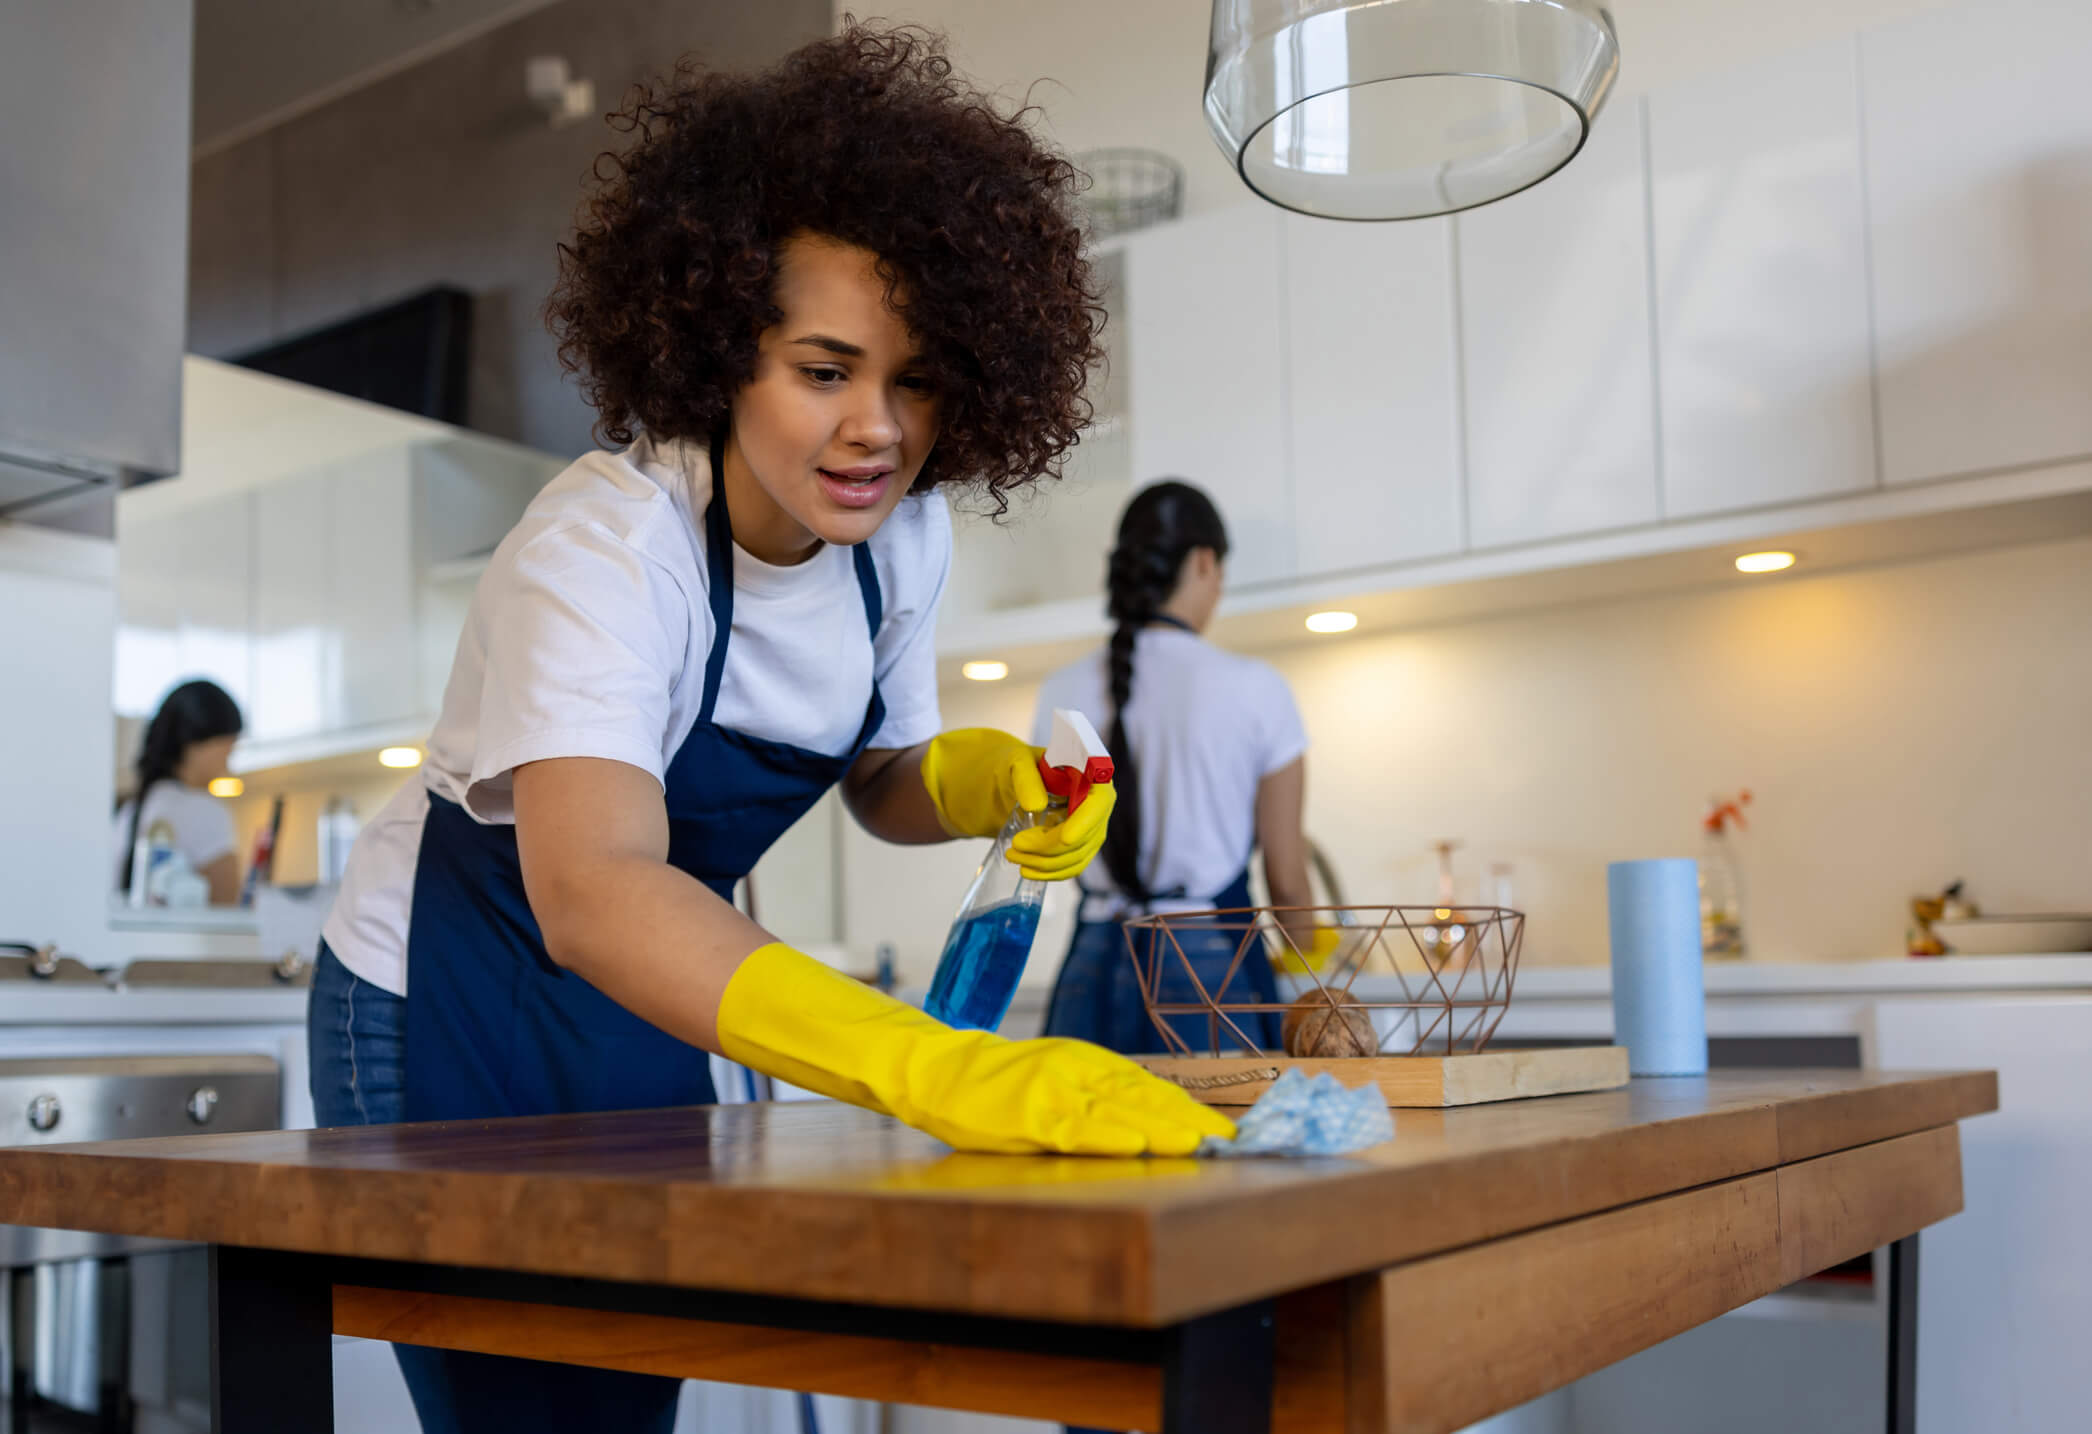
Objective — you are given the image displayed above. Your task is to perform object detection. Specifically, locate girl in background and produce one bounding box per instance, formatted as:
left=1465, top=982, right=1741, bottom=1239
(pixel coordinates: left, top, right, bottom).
left=112, top=679, right=244, bottom=905
left=1035, top=481, right=1335, bottom=1053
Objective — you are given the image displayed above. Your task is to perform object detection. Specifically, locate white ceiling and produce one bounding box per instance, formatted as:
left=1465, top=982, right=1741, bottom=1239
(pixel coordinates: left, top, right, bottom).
left=191, top=0, right=562, bottom=156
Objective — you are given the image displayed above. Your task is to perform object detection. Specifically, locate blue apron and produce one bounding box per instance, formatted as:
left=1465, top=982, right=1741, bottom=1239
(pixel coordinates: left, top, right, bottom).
left=396, top=464, right=887, bottom=1433
left=1042, top=867, right=1282, bottom=1054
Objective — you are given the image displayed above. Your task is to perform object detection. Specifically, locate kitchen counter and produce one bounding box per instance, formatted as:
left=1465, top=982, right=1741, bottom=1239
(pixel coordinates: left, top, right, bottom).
left=0, top=1070, right=1995, bottom=1433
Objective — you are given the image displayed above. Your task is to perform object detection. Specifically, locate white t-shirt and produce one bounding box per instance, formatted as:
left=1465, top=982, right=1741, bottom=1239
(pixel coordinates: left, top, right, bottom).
left=323, top=437, right=950, bottom=995
left=110, top=781, right=236, bottom=891
left=1033, top=626, right=1306, bottom=920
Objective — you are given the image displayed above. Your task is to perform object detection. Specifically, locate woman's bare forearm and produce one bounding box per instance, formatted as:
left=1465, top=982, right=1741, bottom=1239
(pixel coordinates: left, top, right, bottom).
left=841, top=742, right=950, bottom=844
left=513, top=757, right=772, bottom=1053
left=1255, top=757, right=1319, bottom=949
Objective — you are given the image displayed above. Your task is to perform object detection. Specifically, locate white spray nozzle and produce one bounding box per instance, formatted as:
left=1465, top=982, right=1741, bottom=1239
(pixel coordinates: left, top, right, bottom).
left=1040, top=709, right=1113, bottom=812
left=1045, top=709, right=1109, bottom=771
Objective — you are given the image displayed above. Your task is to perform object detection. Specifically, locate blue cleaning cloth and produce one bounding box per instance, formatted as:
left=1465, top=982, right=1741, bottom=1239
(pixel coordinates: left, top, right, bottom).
left=1197, top=1067, right=1394, bottom=1157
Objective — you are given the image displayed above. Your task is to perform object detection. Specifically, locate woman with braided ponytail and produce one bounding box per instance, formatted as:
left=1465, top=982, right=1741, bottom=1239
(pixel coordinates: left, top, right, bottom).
left=1034, top=481, right=1330, bottom=1054
left=110, top=679, right=245, bottom=905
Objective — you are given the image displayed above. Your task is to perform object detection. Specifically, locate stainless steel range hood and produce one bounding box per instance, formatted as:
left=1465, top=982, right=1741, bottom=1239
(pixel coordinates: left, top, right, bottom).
left=0, top=1, right=194, bottom=532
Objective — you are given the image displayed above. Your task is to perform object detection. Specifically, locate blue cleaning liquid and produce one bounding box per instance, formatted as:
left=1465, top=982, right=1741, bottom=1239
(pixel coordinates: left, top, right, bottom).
left=923, top=898, right=1041, bottom=1031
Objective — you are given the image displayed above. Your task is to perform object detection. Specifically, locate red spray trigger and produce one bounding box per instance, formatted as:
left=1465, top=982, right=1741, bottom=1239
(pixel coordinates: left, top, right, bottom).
left=1039, top=754, right=1114, bottom=813
left=1039, top=709, right=1112, bottom=814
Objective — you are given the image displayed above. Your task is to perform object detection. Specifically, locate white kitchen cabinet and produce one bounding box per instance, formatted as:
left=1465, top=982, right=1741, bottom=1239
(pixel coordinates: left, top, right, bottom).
left=1861, top=0, right=2092, bottom=486
left=1124, top=204, right=1295, bottom=586
left=250, top=472, right=332, bottom=741
left=114, top=495, right=255, bottom=719
left=1458, top=103, right=1659, bottom=550
left=333, top=453, right=420, bottom=730
left=1871, top=996, right=2092, bottom=1434
left=113, top=501, right=188, bottom=718
left=1649, top=39, right=1877, bottom=518
left=1283, top=213, right=1464, bottom=573
left=251, top=454, right=421, bottom=743
left=119, top=431, right=556, bottom=767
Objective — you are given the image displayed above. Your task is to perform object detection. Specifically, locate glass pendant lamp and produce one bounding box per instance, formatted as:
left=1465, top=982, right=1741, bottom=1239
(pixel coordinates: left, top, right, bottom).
left=1205, top=0, right=1620, bottom=220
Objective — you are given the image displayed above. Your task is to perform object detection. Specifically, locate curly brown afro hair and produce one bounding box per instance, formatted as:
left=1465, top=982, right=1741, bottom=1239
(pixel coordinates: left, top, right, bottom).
left=546, top=21, right=1106, bottom=506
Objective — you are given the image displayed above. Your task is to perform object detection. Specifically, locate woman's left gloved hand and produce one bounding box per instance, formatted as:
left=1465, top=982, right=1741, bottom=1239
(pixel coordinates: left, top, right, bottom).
left=920, top=728, right=1116, bottom=881
left=718, top=943, right=1233, bottom=1155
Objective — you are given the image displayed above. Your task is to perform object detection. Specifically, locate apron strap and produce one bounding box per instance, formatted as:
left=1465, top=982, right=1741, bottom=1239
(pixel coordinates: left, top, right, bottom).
left=852, top=540, right=883, bottom=638
left=698, top=477, right=735, bottom=726
left=699, top=445, right=887, bottom=725
left=843, top=541, right=887, bottom=752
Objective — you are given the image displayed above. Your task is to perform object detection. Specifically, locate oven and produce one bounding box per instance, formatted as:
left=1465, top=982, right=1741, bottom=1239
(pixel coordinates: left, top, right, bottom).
left=1, top=1054, right=280, bottom=1433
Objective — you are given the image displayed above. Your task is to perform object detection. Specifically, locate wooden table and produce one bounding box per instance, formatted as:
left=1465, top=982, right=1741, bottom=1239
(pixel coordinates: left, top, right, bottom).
left=0, top=1070, right=1994, bottom=1434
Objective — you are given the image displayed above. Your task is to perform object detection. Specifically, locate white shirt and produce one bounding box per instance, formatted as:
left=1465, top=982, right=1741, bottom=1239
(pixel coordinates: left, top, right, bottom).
left=1033, top=626, right=1306, bottom=920
left=324, top=437, right=950, bottom=995
left=110, top=781, right=236, bottom=891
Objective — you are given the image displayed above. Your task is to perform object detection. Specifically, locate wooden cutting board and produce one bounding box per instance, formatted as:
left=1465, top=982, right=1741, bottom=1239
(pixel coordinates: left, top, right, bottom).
left=1136, top=1045, right=1630, bottom=1108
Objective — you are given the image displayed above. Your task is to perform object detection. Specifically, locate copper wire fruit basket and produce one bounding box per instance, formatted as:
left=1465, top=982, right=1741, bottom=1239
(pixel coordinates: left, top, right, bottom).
left=1119, top=904, right=1525, bottom=1058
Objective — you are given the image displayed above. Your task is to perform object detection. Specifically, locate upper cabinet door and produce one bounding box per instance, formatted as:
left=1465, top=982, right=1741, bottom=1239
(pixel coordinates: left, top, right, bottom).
left=1283, top=214, right=1463, bottom=575
left=166, top=499, right=255, bottom=720
left=1650, top=39, right=1877, bottom=518
left=333, top=453, right=421, bottom=731
left=1862, top=0, right=2092, bottom=485
left=1458, top=105, right=1660, bottom=548
left=252, top=473, right=335, bottom=743
left=1124, top=205, right=1295, bottom=586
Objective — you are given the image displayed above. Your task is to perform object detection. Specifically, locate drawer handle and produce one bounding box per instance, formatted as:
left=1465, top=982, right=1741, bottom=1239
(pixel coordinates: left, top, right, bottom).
left=186, top=1087, right=219, bottom=1125
left=26, top=1092, right=60, bottom=1132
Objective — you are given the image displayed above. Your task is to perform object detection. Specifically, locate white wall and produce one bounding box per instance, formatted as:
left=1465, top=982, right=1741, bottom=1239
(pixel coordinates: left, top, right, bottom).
left=851, top=0, right=1967, bottom=221
left=843, top=535, right=2092, bottom=976
left=0, top=524, right=118, bottom=954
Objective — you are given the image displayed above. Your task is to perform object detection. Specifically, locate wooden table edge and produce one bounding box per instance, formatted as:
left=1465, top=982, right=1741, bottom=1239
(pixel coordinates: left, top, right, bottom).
left=296, top=1120, right=1972, bottom=1433
left=0, top=1070, right=1999, bottom=1329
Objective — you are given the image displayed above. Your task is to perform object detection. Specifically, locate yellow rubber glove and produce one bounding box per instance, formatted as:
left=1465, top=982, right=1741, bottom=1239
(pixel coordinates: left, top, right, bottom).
left=1271, top=926, right=1346, bottom=975
left=717, top=943, right=1236, bottom=1156
left=920, top=729, right=1116, bottom=881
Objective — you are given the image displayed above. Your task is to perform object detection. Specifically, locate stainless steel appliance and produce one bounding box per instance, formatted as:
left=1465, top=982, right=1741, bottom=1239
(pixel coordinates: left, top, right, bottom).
left=1, top=1055, right=279, bottom=1432
left=0, top=0, right=190, bottom=531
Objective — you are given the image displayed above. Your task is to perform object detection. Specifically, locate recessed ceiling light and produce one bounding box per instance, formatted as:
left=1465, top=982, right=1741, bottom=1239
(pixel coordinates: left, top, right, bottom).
left=961, top=661, right=1010, bottom=682
left=207, top=777, right=244, bottom=798
left=1734, top=550, right=1797, bottom=574
left=378, top=747, right=424, bottom=769
left=1305, top=611, right=1359, bottom=634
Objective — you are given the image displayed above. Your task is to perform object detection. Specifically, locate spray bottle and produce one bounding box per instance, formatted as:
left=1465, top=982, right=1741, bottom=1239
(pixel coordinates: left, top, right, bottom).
left=924, top=710, right=1113, bottom=1031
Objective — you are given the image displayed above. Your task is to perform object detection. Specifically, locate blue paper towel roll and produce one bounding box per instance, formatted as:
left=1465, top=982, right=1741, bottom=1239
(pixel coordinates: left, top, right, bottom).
left=1607, top=858, right=1708, bottom=1076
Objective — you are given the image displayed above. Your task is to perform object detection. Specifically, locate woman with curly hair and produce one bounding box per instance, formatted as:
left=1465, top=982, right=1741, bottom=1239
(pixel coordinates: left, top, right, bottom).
left=305, top=22, right=1230, bottom=1433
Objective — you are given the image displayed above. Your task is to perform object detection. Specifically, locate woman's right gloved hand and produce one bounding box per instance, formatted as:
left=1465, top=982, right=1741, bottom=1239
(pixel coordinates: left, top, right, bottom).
left=716, top=943, right=1236, bottom=1156
left=1271, top=926, right=1346, bottom=975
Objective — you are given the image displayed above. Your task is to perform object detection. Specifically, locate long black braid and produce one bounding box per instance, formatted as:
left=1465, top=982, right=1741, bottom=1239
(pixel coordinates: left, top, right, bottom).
left=1099, top=480, right=1229, bottom=904
left=118, top=679, right=243, bottom=893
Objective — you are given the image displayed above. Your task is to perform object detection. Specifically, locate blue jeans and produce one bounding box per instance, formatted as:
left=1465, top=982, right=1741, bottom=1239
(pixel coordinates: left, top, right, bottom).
left=1044, top=919, right=1282, bottom=1054
left=308, top=942, right=682, bottom=1434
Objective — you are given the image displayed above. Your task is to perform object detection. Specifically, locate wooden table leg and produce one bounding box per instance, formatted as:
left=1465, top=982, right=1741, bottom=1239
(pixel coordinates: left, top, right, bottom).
left=8, top=1266, right=35, bottom=1434
left=209, top=1248, right=333, bottom=1434
left=94, top=1256, right=133, bottom=1434
left=1886, top=1235, right=1919, bottom=1434
left=1161, top=1299, right=1274, bottom=1434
